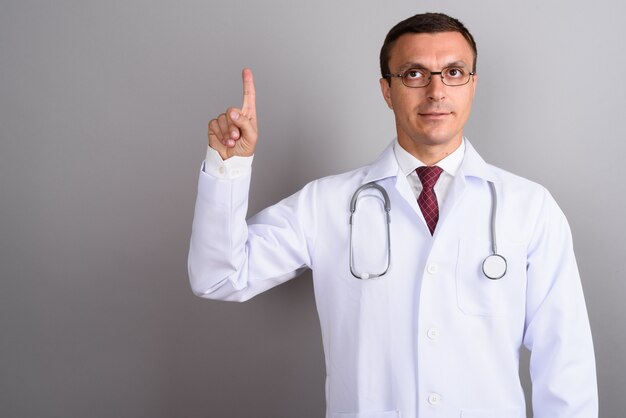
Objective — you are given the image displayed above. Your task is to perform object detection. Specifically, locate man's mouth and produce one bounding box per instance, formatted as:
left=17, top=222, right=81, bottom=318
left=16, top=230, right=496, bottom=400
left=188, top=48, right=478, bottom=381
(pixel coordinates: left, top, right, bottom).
left=419, top=111, right=452, bottom=119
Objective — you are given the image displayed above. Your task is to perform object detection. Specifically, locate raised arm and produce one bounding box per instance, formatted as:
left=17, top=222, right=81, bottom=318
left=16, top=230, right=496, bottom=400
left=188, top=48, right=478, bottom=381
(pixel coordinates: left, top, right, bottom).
left=189, top=68, right=314, bottom=301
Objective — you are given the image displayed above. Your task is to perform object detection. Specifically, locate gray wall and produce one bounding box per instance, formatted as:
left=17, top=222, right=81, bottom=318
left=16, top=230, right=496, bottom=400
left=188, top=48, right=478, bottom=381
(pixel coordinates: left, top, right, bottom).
left=1, top=1, right=624, bottom=417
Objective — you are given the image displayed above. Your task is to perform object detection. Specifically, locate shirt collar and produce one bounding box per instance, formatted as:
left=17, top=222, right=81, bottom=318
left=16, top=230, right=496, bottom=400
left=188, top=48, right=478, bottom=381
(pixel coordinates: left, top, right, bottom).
left=393, top=138, right=466, bottom=177
left=361, top=137, right=497, bottom=185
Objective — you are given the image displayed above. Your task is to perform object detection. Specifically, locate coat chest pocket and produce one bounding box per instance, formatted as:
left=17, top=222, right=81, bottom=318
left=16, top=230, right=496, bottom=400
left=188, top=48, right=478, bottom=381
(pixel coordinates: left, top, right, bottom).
left=455, top=240, right=527, bottom=316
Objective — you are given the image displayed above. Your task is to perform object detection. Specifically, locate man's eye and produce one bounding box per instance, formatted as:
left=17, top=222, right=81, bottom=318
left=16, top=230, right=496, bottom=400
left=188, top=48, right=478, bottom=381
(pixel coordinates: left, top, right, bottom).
left=446, top=68, right=465, bottom=78
left=405, top=69, right=425, bottom=79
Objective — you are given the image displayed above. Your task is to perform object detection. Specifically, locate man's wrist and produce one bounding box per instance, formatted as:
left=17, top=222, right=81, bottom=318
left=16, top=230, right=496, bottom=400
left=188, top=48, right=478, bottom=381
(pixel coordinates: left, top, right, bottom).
left=203, top=146, right=253, bottom=179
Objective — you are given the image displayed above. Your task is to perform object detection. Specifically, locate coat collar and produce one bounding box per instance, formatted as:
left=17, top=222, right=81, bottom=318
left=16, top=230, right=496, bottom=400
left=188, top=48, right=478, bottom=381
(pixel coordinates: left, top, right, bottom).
left=362, top=141, right=400, bottom=184
left=459, top=140, right=499, bottom=184
left=362, top=138, right=499, bottom=185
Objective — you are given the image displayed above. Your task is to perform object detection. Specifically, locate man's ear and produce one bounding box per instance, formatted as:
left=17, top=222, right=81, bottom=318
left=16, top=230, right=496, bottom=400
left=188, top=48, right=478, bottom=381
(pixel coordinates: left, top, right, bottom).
left=379, top=78, right=393, bottom=110
left=471, top=73, right=478, bottom=97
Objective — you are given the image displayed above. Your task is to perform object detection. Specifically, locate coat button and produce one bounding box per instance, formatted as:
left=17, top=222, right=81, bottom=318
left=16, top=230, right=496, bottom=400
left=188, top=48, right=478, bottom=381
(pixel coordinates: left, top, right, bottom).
left=428, top=393, right=441, bottom=405
left=427, top=263, right=439, bottom=274
left=218, top=166, right=225, bottom=175
left=427, top=328, right=439, bottom=340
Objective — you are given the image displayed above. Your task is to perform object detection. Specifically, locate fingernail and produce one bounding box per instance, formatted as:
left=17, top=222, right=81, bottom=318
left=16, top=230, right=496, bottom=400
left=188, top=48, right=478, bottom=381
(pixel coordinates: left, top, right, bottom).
left=230, top=111, right=239, bottom=120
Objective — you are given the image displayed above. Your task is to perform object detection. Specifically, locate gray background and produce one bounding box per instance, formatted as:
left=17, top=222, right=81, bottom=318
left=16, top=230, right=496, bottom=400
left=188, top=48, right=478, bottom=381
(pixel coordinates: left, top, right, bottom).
left=1, top=1, right=624, bottom=417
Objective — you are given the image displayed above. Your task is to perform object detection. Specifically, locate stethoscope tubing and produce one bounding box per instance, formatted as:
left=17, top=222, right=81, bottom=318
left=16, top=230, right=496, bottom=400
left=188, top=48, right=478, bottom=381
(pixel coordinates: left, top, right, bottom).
left=349, top=182, right=391, bottom=280
left=349, top=179, right=507, bottom=280
left=482, top=181, right=507, bottom=280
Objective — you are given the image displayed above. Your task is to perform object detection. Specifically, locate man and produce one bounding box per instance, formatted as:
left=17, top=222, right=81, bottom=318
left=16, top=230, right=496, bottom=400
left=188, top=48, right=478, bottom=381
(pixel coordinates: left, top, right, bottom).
left=189, top=13, right=597, bottom=418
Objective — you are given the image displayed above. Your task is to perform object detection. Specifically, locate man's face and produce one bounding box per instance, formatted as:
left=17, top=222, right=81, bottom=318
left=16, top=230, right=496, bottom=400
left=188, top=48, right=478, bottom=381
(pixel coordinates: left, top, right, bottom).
left=380, top=31, right=477, bottom=157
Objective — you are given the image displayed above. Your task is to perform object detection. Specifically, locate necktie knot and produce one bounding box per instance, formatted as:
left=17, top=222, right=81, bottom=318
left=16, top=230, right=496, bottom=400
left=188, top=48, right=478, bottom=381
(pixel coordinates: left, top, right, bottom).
left=416, top=165, right=443, bottom=189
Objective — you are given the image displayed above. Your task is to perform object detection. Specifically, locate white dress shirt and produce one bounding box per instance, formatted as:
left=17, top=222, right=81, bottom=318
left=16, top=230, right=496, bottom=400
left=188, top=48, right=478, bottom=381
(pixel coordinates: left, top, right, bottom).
left=392, top=138, right=465, bottom=208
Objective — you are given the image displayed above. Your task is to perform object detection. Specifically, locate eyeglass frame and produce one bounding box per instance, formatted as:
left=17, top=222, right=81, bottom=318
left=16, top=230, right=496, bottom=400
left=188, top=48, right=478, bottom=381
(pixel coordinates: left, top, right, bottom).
left=385, top=67, right=476, bottom=88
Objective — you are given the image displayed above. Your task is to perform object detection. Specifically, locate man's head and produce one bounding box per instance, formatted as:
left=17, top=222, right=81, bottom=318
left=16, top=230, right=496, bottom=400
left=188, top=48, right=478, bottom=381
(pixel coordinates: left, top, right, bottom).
left=380, top=13, right=477, bottom=80
left=379, top=13, right=478, bottom=162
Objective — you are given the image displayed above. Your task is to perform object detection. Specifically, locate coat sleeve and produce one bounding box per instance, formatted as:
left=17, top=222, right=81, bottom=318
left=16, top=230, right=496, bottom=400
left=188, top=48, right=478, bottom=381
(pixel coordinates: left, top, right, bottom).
left=187, top=167, right=316, bottom=302
left=523, top=188, right=598, bottom=417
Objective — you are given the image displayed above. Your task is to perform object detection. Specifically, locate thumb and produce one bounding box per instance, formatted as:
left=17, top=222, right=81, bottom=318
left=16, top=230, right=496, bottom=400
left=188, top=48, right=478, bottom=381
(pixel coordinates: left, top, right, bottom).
left=228, top=107, right=257, bottom=141
left=226, top=107, right=258, bottom=157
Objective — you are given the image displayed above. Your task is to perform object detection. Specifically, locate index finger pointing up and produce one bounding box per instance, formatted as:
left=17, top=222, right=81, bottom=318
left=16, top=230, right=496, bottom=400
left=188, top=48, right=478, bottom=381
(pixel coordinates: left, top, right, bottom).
left=241, top=68, right=256, bottom=119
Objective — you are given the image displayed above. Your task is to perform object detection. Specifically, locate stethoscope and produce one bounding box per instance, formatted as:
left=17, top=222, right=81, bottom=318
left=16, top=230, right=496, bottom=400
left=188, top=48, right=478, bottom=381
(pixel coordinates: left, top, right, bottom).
left=349, top=181, right=507, bottom=280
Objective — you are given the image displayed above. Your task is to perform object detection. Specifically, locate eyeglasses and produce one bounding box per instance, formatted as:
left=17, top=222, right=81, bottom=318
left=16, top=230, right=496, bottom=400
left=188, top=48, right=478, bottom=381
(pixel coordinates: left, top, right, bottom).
left=385, top=66, right=475, bottom=88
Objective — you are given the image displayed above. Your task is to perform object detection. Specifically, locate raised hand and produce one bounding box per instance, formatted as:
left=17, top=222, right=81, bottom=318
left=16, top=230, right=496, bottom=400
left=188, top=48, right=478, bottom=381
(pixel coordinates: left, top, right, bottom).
left=208, top=68, right=258, bottom=160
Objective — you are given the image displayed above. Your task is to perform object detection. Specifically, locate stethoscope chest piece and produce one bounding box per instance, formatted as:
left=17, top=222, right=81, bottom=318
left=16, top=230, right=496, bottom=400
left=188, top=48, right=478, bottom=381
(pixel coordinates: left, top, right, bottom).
left=482, top=254, right=507, bottom=280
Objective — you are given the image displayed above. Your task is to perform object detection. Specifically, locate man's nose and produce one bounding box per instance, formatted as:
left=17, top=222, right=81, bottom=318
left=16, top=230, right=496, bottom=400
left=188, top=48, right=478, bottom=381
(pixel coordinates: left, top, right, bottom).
left=425, top=75, right=446, bottom=101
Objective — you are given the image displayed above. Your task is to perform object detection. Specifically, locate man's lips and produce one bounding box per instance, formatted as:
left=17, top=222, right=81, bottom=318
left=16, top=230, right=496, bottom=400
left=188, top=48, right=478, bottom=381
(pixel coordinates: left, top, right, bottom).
left=419, top=111, right=452, bottom=119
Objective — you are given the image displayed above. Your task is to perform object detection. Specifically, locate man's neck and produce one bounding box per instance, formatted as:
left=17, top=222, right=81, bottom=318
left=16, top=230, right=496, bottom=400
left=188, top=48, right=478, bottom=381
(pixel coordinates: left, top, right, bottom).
left=397, top=136, right=463, bottom=166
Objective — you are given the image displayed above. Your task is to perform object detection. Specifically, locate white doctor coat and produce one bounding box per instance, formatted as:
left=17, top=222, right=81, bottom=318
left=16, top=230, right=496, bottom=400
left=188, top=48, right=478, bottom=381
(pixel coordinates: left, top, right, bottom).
left=188, top=140, right=597, bottom=418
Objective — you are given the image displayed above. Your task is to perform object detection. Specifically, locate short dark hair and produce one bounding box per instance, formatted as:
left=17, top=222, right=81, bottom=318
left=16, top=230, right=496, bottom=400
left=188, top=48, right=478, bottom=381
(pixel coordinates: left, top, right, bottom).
left=380, top=12, right=478, bottom=80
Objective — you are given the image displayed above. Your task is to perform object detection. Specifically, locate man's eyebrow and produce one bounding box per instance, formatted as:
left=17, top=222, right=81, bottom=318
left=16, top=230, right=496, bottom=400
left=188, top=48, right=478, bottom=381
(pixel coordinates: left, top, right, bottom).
left=395, top=60, right=471, bottom=73
left=395, top=62, right=428, bottom=73
left=442, top=60, right=470, bottom=69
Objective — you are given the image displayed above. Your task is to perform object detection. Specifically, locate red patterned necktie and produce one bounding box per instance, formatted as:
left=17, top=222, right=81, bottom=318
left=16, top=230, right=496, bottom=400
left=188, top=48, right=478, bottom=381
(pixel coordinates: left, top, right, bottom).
left=416, top=166, right=443, bottom=235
